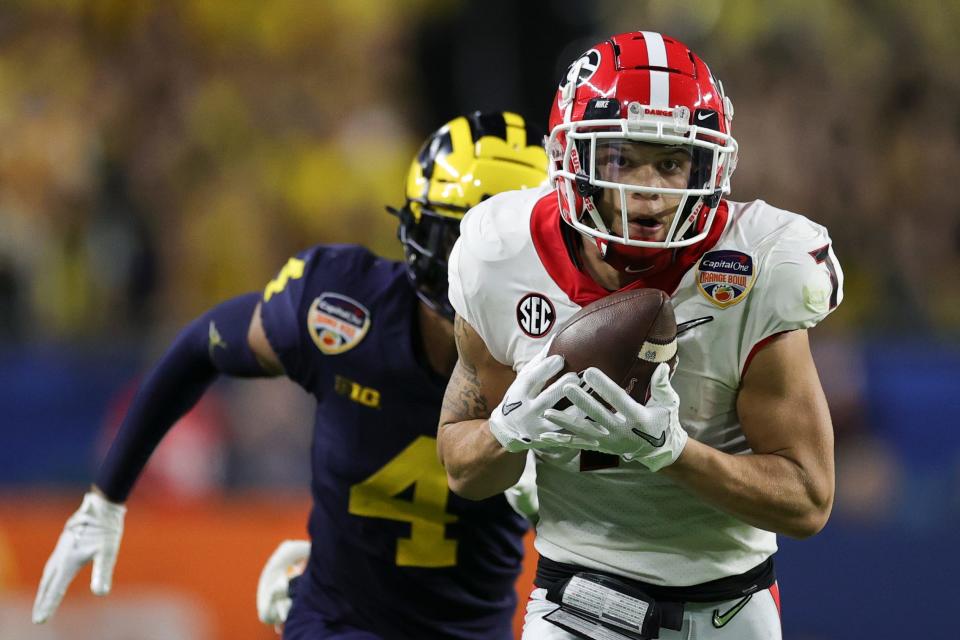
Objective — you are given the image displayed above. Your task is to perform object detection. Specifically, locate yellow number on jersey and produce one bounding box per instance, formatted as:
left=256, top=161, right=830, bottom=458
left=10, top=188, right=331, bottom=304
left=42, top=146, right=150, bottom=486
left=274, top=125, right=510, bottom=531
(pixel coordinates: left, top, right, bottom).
left=263, top=257, right=305, bottom=302
left=348, top=436, right=458, bottom=567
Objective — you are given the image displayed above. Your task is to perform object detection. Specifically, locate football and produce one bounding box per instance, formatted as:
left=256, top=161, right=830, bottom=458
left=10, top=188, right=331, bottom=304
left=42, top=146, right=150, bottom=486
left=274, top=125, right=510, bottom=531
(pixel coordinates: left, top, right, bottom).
left=547, top=288, right=678, bottom=402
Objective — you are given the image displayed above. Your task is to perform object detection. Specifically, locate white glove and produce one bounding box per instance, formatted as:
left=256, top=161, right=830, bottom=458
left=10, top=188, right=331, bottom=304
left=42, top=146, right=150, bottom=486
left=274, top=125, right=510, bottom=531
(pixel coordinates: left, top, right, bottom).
left=33, top=491, right=127, bottom=624
left=544, top=363, right=688, bottom=471
left=488, top=353, right=587, bottom=452
left=256, top=539, right=310, bottom=628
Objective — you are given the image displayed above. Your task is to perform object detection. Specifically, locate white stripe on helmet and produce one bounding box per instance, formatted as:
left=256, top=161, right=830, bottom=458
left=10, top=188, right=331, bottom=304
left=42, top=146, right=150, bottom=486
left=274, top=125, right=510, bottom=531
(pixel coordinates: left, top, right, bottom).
left=640, top=31, right=669, bottom=107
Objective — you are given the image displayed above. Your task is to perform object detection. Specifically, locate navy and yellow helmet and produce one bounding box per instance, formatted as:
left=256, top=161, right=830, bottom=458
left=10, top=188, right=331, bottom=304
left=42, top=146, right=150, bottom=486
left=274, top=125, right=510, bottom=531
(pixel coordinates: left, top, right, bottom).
left=389, top=111, right=547, bottom=319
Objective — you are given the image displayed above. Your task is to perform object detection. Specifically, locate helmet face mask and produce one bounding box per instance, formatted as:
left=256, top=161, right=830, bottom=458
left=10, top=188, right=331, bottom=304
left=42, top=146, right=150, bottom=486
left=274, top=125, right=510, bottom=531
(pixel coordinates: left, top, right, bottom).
left=390, top=111, right=548, bottom=319
left=392, top=203, right=462, bottom=319
left=581, top=137, right=694, bottom=244
left=548, top=32, right=739, bottom=262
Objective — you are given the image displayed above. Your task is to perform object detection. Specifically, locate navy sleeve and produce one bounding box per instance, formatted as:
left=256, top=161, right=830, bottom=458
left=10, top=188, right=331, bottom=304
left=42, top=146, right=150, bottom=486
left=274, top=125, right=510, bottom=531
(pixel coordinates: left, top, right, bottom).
left=96, top=293, right=264, bottom=502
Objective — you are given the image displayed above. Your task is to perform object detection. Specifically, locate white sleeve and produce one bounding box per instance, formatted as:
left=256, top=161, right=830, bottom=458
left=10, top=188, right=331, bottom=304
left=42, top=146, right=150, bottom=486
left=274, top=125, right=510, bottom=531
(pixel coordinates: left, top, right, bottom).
left=738, top=222, right=843, bottom=372
left=446, top=191, right=542, bottom=367
left=446, top=205, right=513, bottom=365
left=446, top=215, right=514, bottom=366
left=447, top=236, right=473, bottom=326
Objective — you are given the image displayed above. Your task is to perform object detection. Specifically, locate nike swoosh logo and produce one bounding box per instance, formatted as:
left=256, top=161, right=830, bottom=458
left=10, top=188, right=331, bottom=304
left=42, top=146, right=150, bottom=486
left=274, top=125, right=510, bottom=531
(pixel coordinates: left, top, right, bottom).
left=697, top=112, right=713, bottom=121
left=631, top=428, right=665, bottom=447
left=502, top=401, right=522, bottom=416
left=624, top=264, right=654, bottom=274
left=712, top=594, right=752, bottom=628
left=207, top=321, right=227, bottom=358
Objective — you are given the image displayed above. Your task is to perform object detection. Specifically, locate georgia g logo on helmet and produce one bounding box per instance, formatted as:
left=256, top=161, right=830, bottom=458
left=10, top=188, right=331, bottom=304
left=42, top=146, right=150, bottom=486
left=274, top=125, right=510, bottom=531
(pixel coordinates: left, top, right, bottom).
left=558, top=48, right=601, bottom=102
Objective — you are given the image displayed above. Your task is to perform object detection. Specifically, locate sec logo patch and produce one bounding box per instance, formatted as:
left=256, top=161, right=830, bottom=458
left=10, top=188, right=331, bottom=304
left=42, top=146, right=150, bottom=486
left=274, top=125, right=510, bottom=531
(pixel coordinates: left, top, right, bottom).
left=308, top=293, right=371, bottom=354
left=516, top=293, right=555, bottom=338
left=696, top=250, right=755, bottom=308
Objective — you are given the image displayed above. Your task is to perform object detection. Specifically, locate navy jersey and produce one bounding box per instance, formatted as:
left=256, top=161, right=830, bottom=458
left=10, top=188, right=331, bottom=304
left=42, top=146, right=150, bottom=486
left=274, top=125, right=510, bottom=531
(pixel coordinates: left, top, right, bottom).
left=260, top=244, right=527, bottom=639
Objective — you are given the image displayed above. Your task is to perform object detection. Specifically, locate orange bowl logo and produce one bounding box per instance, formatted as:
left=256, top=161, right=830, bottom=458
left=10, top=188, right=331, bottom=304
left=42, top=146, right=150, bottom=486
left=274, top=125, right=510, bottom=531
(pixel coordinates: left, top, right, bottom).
left=696, top=250, right=755, bottom=309
left=307, top=293, right=371, bottom=355
left=712, top=284, right=734, bottom=303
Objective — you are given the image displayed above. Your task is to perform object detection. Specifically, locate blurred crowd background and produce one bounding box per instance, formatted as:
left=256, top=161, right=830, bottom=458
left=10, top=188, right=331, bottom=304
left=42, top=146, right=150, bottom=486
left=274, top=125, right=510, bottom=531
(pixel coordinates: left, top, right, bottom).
left=1, top=1, right=958, bottom=639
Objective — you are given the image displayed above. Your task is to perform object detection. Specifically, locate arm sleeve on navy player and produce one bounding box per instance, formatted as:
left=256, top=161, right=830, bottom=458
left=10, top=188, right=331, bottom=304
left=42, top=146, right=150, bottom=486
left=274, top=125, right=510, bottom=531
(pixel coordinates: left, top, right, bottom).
left=95, top=292, right=264, bottom=502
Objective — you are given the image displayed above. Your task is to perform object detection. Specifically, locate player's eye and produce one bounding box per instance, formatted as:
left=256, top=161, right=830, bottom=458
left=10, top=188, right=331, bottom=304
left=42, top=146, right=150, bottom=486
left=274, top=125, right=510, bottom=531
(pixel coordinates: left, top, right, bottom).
left=660, top=152, right=694, bottom=176
left=659, top=158, right=680, bottom=173
left=600, top=152, right=631, bottom=169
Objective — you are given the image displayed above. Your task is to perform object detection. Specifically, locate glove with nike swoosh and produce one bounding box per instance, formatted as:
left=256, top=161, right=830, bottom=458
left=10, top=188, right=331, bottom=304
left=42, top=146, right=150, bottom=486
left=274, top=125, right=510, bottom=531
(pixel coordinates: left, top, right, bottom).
left=488, top=352, right=588, bottom=452
left=543, top=363, right=688, bottom=471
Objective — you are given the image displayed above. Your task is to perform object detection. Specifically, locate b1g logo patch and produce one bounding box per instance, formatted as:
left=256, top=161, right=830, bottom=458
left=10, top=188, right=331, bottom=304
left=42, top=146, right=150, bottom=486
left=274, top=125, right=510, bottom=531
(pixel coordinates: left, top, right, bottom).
left=696, top=250, right=756, bottom=308
left=517, top=293, right=555, bottom=338
left=308, top=293, right=371, bottom=355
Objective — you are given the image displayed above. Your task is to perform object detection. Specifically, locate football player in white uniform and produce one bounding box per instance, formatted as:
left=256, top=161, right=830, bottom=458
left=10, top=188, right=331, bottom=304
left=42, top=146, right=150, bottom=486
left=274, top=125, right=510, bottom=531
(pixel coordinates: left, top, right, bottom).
left=437, top=31, right=842, bottom=640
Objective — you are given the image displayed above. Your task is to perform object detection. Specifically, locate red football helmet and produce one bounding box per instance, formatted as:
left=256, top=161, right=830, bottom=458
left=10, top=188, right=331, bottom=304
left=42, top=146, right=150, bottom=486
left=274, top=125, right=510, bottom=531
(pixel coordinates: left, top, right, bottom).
left=548, top=31, right=738, bottom=269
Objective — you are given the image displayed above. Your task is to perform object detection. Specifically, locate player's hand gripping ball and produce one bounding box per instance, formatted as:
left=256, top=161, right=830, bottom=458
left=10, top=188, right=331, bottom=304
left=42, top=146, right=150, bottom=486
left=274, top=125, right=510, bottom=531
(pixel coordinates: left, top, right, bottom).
left=543, top=289, right=688, bottom=470
left=547, top=289, right=678, bottom=399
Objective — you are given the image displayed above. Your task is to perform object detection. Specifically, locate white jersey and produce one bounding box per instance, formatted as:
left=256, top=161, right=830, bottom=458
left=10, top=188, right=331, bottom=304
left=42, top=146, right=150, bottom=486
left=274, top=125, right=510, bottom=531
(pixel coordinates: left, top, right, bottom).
left=448, top=185, right=843, bottom=587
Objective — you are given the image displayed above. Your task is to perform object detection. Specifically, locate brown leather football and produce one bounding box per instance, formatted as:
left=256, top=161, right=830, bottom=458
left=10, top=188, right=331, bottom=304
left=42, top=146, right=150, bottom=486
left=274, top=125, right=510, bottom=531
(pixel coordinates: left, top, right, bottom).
left=547, top=288, right=678, bottom=403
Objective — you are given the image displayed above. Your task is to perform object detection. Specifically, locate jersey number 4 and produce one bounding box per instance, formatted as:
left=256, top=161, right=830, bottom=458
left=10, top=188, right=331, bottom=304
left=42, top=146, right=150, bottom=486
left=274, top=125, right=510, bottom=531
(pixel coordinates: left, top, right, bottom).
left=348, top=436, right=458, bottom=567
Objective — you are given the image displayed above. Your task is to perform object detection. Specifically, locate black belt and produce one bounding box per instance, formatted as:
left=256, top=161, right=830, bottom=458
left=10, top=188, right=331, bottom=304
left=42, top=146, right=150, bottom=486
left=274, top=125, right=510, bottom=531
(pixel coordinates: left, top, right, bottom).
left=535, top=556, right=776, bottom=640
left=536, top=555, right=776, bottom=603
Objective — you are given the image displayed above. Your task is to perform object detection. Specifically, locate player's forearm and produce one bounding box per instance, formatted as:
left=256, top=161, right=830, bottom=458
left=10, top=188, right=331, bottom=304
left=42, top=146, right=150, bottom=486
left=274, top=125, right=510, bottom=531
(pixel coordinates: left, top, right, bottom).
left=437, top=335, right=522, bottom=499
left=661, top=438, right=834, bottom=538
left=438, top=419, right=526, bottom=500
left=96, top=293, right=266, bottom=502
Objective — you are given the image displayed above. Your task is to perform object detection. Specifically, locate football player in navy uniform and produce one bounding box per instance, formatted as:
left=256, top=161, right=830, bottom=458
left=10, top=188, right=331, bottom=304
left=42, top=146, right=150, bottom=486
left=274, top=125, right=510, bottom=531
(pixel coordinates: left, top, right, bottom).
left=33, top=112, right=548, bottom=639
